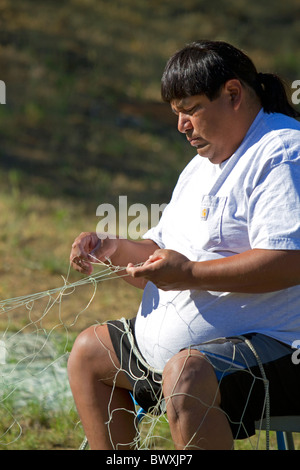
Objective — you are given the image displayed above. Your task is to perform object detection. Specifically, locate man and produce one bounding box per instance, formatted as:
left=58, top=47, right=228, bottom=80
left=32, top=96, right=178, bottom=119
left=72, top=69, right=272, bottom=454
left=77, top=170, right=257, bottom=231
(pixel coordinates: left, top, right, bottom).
left=68, top=40, right=300, bottom=450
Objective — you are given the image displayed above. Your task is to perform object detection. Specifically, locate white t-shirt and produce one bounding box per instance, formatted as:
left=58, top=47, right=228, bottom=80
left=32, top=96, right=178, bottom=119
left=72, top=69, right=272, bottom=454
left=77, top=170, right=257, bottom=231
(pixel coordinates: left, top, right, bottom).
left=135, top=110, right=300, bottom=371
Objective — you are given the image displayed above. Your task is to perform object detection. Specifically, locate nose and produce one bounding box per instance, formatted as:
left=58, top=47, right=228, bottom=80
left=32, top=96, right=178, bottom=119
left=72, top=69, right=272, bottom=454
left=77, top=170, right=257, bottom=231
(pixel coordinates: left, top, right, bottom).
left=177, top=112, right=193, bottom=133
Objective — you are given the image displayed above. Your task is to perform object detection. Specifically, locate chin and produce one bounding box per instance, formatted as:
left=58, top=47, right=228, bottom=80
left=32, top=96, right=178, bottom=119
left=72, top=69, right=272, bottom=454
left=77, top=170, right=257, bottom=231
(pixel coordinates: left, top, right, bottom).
left=197, top=149, right=213, bottom=160
left=197, top=149, right=228, bottom=165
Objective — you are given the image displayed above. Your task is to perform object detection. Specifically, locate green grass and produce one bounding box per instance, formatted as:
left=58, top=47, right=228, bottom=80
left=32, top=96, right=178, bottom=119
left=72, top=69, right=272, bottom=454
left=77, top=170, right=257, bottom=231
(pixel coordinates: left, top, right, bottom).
left=0, top=402, right=84, bottom=450
left=1, top=396, right=300, bottom=450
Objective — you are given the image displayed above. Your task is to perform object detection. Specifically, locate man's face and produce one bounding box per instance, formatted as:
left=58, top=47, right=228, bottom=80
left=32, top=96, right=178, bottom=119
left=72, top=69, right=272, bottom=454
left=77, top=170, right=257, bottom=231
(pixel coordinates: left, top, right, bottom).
left=170, top=83, right=244, bottom=165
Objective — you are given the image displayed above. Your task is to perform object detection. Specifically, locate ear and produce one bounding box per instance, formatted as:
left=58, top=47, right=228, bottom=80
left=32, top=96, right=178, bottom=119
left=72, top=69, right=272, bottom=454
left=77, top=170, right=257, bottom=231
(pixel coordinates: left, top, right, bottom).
left=223, top=79, right=243, bottom=110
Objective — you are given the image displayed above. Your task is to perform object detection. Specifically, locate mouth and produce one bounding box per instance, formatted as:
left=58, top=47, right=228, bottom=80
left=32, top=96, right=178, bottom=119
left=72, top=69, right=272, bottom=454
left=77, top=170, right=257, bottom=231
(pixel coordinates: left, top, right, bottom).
left=188, top=137, right=207, bottom=149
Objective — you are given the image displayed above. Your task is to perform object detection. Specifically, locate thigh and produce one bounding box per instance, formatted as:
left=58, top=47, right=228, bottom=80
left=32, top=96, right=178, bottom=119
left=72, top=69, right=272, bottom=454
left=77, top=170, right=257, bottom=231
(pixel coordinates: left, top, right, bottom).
left=190, top=333, right=300, bottom=439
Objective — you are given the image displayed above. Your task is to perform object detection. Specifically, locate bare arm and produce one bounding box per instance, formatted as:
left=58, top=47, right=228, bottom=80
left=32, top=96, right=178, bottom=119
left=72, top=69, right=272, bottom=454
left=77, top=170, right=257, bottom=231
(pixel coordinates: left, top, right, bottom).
left=70, top=231, right=158, bottom=288
left=126, top=247, right=300, bottom=293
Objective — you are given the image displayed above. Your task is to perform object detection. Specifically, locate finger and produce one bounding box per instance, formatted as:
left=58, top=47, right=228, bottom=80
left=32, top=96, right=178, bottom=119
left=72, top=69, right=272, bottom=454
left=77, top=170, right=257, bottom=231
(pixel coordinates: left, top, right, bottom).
left=70, top=233, right=100, bottom=271
left=88, top=240, right=112, bottom=265
left=70, top=243, right=88, bottom=262
left=126, top=263, right=146, bottom=277
left=88, top=239, right=102, bottom=261
left=148, top=251, right=164, bottom=261
left=70, top=255, right=93, bottom=275
left=71, top=232, right=99, bottom=259
left=126, top=259, right=158, bottom=278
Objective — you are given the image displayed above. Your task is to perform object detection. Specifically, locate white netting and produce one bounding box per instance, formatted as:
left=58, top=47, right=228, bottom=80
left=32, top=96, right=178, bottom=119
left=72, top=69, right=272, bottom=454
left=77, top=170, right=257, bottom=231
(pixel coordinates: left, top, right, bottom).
left=0, top=260, right=275, bottom=450
left=0, top=261, right=128, bottom=447
left=94, top=323, right=270, bottom=451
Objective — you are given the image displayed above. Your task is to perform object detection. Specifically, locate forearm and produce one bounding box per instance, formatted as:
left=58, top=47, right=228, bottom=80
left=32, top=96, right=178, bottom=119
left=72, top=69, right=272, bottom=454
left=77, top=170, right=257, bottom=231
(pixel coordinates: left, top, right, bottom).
left=127, top=247, right=300, bottom=293
left=111, top=238, right=159, bottom=268
left=109, top=238, right=159, bottom=288
left=189, top=248, right=300, bottom=293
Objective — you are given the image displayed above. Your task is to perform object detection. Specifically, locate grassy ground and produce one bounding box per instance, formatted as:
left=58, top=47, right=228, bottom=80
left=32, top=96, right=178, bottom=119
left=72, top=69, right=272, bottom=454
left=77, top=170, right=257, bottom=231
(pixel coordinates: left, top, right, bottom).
left=139, top=418, right=300, bottom=451
left=0, top=0, right=299, bottom=450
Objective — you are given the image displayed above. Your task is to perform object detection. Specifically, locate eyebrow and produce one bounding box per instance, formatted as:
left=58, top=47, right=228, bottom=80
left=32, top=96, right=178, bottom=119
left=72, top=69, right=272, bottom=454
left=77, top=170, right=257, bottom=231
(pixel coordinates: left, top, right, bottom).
left=171, top=101, right=198, bottom=115
left=171, top=99, right=189, bottom=111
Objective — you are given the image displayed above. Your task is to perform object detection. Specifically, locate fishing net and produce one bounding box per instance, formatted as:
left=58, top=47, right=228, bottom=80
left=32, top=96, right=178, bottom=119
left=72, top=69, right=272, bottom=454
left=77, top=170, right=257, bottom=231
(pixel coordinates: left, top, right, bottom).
left=0, top=261, right=126, bottom=447
left=0, top=259, right=283, bottom=450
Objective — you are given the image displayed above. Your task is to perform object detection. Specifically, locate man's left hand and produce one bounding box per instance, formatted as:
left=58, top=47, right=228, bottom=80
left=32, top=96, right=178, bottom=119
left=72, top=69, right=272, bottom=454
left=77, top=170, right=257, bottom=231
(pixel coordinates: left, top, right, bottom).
left=126, top=249, right=194, bottom=291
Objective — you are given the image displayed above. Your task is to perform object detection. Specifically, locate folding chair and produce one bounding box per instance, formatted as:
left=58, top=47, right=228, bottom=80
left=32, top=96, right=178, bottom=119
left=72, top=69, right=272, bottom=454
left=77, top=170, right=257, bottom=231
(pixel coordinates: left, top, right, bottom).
left=255, top=416, right=300, bottom=450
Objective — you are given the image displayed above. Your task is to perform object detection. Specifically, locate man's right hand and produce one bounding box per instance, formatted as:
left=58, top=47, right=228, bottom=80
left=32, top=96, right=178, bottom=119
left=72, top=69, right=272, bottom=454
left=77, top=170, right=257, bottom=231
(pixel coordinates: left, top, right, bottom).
left=70, top=232, right=119, bottom=275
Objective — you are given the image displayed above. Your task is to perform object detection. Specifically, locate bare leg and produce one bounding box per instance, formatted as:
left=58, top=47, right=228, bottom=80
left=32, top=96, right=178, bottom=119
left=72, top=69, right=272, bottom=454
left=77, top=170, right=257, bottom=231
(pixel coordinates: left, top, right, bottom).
left=162, top=349, right=234, bottom=450
left=67, top=324, right=136, bottom=450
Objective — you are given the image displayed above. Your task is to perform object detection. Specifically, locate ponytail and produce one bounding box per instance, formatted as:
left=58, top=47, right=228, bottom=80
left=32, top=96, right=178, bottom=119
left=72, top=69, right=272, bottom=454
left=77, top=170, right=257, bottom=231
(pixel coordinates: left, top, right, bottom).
left=256, top=72, right=300, bottom=118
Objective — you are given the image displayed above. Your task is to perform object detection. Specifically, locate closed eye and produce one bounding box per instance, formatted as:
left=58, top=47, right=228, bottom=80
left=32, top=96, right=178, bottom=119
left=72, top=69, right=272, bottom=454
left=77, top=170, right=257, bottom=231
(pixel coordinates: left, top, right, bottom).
left=172, top=105, right=201, bottom=116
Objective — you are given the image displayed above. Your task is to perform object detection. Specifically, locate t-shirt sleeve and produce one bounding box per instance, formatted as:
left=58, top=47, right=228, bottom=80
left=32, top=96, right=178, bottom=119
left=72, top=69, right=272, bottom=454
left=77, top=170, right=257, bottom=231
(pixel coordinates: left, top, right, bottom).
left=249, top=159, right=300, bottom=250
left=142, top=212, right=166, bottom=248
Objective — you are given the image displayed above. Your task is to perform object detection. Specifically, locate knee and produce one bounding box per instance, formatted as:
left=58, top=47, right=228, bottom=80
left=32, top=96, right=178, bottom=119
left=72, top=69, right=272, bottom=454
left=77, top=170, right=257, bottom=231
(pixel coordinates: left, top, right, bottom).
left=162, top=349, right=220, bottom=416
left=67, top=324, right=110, bottom=378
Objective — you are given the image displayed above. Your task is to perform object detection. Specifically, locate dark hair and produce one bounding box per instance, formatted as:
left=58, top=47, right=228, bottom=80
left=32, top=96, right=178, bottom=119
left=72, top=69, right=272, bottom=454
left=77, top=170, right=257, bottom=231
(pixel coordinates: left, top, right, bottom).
left=161, top=40, right=299, bottom=118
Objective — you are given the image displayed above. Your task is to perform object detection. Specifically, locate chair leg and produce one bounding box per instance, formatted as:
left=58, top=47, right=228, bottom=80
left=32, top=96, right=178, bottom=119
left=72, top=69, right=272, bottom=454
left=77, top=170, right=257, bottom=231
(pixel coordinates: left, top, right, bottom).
left=276, top=432, right=286, bottom=450
left=276, top=431, right=295, bottom=450
left=283, top=432, right=295, bottom=450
